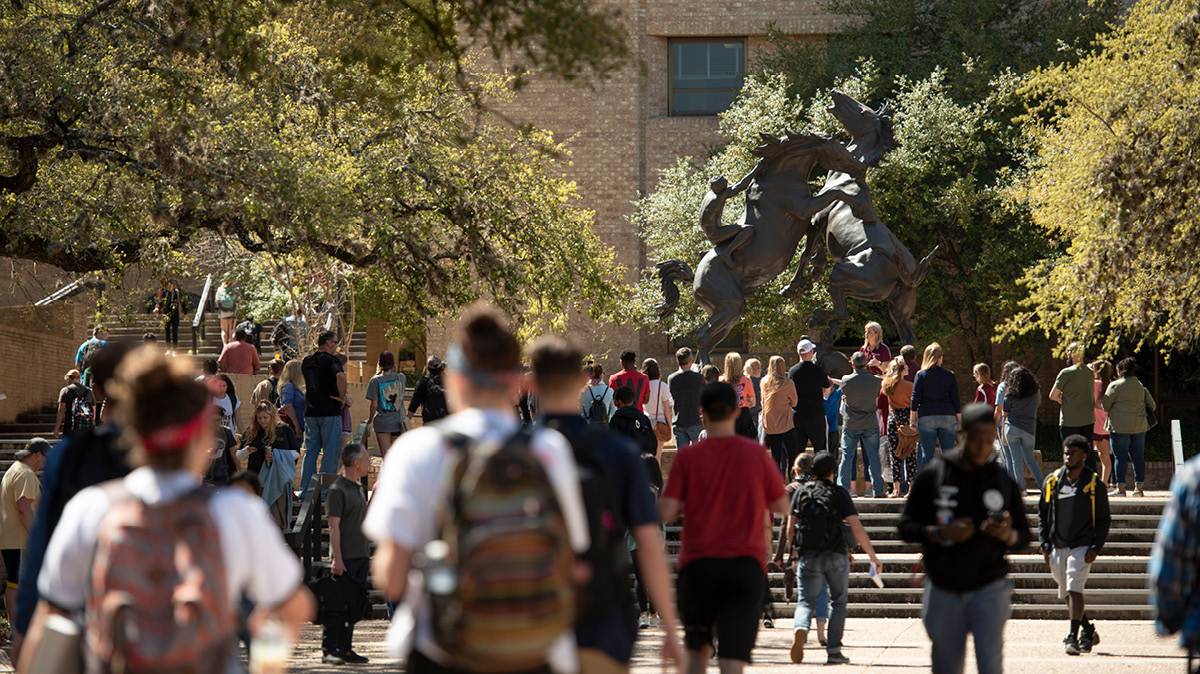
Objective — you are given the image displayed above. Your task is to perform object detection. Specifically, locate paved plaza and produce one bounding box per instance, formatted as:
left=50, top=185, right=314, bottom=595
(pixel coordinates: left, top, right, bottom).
left=281, top=618, right=1188, bottom=673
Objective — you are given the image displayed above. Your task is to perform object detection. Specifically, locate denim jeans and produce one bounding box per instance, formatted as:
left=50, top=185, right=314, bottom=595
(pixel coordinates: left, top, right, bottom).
left=1111, top=432, right=1147, bottom=486
left=998, top=433, right=1017, bottom=482
left=922, top=578, right=1012, bottom=674
left=793, top=552, right=849, bottom=655
left=838, top=428, right=885, bottom=496
left=301, top=415, right=344, bottom=493
left=1004, top=423, right=1043, bottom=490
left=673, top=424, right=703, bottom=449
left=917, top=415, right=958, bottom=470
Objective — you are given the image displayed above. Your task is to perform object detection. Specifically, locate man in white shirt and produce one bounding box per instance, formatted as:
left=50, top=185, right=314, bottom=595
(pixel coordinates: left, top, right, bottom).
left=364, top=304, right=589, bottom=674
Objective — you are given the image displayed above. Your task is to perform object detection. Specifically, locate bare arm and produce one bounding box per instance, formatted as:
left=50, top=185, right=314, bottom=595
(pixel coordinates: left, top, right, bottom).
left=329, top=516, right=345, bottom=576
left=659, top=497, right=682, bottom=524
left=1048, top=387, right=1063, bottom=404
left=249, top=586, right=316, bottom=643
left=372, top=541, right=412, bottom=603
left=845, top=515, right=881, bottom=567
left=16, top=497, right=35, bottom=533
left=18, top=602, right=68, bottom=672
left=769, top=495, right=789, bottom=516
left=336, top=371, right=348, bottom=402
left=631, top=525, right=683, bottom=665
left=53, top=403, right=65, bottom=437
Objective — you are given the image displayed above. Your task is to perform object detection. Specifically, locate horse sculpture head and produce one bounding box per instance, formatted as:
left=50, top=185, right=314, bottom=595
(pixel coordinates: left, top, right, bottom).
left=828, top=90, right=897, bottom=167
left=752, top=130, right=868, bottom=183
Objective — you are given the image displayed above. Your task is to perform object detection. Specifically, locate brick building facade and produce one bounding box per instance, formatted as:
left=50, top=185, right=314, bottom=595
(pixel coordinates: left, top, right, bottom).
left=426, top=1, right=848, bottom=363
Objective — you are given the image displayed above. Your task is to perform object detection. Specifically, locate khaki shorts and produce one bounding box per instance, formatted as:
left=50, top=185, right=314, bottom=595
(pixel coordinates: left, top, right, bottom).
left=1050, top=546, right=1091, bottom=599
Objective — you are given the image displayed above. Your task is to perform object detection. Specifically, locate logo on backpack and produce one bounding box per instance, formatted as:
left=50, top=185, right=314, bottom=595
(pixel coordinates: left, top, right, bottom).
left=792, top=480, right=845, bottom=553
left=425, top=429, right=575, bottom=672
left=69, top=385, right=95, bottom=432
left=87, top=483, right=234, bottom=673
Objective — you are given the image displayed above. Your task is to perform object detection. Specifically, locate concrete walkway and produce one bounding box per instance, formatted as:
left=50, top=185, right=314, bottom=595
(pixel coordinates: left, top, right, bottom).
left=282, top=618, right=1188, bottom=673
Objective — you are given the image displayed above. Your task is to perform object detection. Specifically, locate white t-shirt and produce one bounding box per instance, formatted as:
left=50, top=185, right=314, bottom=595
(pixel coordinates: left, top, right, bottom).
left=39, top=468, right=302, bottom=615
left=362, top=407, right=589, bottom=670
left=214, top=394, right=239, bottom=431
left=646, top=379, right=673, bottom=425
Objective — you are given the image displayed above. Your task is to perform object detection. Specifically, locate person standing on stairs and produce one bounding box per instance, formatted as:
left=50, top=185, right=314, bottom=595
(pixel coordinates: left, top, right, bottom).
left=218, top=328, right=261, bottom=376
left=1038, top=434, right=1110, bottom=656
left=321, top=443, right=372, bottom=665
left=899, top=403, right=1030, bottom=674
left=154, top=279, right=186, bottom=349
left=215, top=277, right=238, bottom=346
left=300, top=331, right=346, bottom=493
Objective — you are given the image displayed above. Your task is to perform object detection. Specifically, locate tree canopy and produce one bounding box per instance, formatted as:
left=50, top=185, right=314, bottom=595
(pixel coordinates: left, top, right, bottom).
left=0, top=0, right=626, bottom=333
left=1002, top=0, right=1200, bottom=356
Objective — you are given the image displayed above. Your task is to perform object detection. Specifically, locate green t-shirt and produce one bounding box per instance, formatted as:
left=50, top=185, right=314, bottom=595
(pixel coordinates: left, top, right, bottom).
left=1053, top=363, right=1095, bottom=427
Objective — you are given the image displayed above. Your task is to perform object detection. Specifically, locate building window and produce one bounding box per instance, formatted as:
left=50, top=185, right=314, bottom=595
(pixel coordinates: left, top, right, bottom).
left=669, top=39, right=745, bottom=116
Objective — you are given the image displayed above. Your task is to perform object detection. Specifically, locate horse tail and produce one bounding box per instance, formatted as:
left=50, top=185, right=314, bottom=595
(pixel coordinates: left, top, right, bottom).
left=909, top=245, right=939, bottom=287
left=655, top=260, right=695, bottom=319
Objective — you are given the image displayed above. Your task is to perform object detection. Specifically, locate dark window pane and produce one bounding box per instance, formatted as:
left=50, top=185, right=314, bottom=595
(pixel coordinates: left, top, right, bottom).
left=708, top=43, right=742, bottom=79
left=669, top=39, right=745, bottom=115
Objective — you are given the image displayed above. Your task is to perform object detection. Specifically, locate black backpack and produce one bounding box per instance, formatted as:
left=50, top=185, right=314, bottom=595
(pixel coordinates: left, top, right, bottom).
left=554, top=424, right=631, bottom=625
left=585, top=386, right=610, bottom=426
left=424, top=376, right=449, bottom=421
left=792, top=480, right=845, bottom=553
left=609, top=411, right=656, bottom=458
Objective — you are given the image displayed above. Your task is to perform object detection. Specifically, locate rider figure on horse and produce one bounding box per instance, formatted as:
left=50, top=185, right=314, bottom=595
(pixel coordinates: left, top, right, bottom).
left=699, top=161, right=764, bottom=268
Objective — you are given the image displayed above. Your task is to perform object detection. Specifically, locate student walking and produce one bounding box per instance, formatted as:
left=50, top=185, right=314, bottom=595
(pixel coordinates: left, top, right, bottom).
left=899, top=403, right=1030, bottom=674
left=1089, top=360, right=1115, bottom=491
left=367, top=351, right=407, bottom=456
left=910, top=343, right=961, bottom=470
left=581, top=363, right=615, bottom=424
left=610, top=387, right=658, bottom=459
left=1039, top=435, right=1110, bottom=656
left=531, top=335, right=682, bottom=673
left=363, top=304, right=589, bottom=674
left=154, top=280, right=186, bottom=348
left=1102, top=357, right=1156, bottom=497
left=788, top=452, right=883, bottom=665
left=643, top=358, right=673, bottom=456
left=609, top=351, right=650, bottom=413
left=660, top=382, right=788, bottom=674
left=54, top=369, right=94, bottom=437
left=408, top=356, right=450, bottom=424
left=668, top=348, right=705, bottom=448
left=1, top=439, right=47, bottom=623
left=1002, top=366, right=1044, bottom=491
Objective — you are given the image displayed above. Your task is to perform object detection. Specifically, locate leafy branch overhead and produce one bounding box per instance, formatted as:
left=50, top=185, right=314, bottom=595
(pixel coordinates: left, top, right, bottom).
left=0, top=0, right=626, bottom=328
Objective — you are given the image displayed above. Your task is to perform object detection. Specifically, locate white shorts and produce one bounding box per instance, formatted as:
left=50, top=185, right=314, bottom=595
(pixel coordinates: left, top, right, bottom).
left=1050, top=546, right=1091, bottom=599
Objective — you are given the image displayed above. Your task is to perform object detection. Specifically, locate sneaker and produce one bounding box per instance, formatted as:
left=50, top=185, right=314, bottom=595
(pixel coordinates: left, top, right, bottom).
left=827, top=652, right=851, bottom=665
left=1064, top=634, right=1081, bottom=656
left=651, top=613, right=662, bottom=627
left=1107, top=487, right=1121, bottom=497
left=1132, top=489, right=1145, bottom=498
left=790, top=629, right=806, bottom=664
left=322, top=653, right=346, bottom=665
left=638, top=612, right=652, bottom=629
left=1080, top=625, right=1100, bottom=653
left=343, top=651, right=369, bottom=664
left=763, top=616, right=775, bottom=629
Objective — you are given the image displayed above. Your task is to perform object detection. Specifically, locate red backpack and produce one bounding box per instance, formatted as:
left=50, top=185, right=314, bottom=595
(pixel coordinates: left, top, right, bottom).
left=85, top=483, right=234, bottom=673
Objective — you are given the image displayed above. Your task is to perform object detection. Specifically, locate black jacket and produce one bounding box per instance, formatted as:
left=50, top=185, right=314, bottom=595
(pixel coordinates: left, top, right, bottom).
left=608, top=407, right=656, bottom=458
left=1038, top=465, right=1111, bottom=553
left=898, top=450, right=1031, bottom=593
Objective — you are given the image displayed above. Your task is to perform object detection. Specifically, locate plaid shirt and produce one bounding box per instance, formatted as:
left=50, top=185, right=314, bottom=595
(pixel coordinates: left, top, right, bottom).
left=1151, top=455, right=1200, bottom=653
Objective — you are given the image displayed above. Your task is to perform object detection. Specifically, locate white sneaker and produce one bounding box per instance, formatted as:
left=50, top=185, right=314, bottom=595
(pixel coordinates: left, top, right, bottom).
left=638, top=612, right=651, bottom=629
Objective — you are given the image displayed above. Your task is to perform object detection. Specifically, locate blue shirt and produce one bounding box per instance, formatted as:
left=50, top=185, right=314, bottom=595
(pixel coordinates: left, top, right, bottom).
left=912, top=366, right=962, bottom=417
left=280, top=382, right=306, bottom=431
left=74, top=337, right=108, bottom=369
left=1151, top=454, right=1200, bottom=654
left=824, top=386, right=843, bottom=432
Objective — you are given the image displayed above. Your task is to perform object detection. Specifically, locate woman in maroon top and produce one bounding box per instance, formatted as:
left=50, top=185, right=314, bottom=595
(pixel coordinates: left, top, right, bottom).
left=858, top=321, right=893, bottom=452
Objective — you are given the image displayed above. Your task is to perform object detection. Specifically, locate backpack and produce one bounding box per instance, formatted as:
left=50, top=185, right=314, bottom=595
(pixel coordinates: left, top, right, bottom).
left=609, top=411, right=656, bottom=458
left=70, top=386, right=95, bottom=432
left=428, top=429, right=575, bottom=672
left=423, top=377, right=449, bottom=421
left=80, top=339, right=103, bottom=370
left=86, top=483, right=234, bottom=673
left=216, top=289, right=235, bottom=311
left=586, top=386, right=610, bottom=426
left=792, top=480, right=845, bottom=554
left=556, top=424, right=631, bottom=626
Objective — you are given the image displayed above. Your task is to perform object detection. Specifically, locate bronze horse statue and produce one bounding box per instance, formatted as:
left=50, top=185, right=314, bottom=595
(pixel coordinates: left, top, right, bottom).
left=782, top=90, right=938, bottom=346
left=656, top=131, right=874, bottom=365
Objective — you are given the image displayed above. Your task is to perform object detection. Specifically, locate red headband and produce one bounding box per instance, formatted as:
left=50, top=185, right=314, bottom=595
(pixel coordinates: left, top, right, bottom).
left=140, top=406, right=212, bottom=455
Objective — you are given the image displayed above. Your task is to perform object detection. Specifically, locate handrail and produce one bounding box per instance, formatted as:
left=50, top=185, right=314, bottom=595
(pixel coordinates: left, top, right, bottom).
left=33, top=277, right=104, bottom=307
left=190, top=274, right=214, bottom=355
left=287, top=473, right=337, bottom=580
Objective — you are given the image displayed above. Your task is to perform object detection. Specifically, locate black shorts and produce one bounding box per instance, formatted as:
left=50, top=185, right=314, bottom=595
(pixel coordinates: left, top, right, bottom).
left=676, top=556, right=766, bottom=663
left=2, top=549, right=21, bottom=588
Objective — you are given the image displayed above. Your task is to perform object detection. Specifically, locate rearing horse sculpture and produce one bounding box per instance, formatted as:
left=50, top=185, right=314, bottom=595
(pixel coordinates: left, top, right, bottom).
left=656, top=131, right=873, bottom=365
left=782, top=90, right=938, bottom=345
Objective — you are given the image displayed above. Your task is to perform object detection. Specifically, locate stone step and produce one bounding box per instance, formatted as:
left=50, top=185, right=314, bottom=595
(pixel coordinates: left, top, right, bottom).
left=764, top=603, right=1155, bottom=620
left=665, top=540, right=1155, bottom=556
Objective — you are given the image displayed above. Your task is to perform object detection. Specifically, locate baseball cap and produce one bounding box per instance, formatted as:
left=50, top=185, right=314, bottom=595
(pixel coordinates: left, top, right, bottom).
left=426, top=355, right=444, bottom=371
left=15, top=437, right=51, bottom=460
left=798, top=339, right=816, bottom=354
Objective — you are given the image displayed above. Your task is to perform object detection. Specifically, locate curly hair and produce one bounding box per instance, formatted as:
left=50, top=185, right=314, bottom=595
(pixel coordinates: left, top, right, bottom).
left=1004, top=366, right=1040, bottom=400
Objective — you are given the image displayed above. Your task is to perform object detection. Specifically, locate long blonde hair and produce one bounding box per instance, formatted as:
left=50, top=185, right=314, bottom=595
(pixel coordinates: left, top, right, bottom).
left=921, top=342, right=944, bottom=371
left=247, top=402, right=279, bottom=446
left=764, top=355, right=788, bottom=385
left=279, top=359, right=304, bottom=390
left=882, top=356, right=907, bottom=396
left=863, top=321, right=884, bottom=350
left=721, top=352, right=744, bottom=385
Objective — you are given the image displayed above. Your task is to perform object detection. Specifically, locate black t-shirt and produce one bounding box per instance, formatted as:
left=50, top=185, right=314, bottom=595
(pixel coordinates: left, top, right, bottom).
left=302, top=351, right=344, bottom=417
left=242, top=423, right=299, bottom=474
left=328, top=475, right=370, bottom=559
left=790, top=478, right=857, bottom=552
left=668, top=369, right=704, bottom=427
left=789, top=360, right=828, bottom=418
left=898, top=451, right=1031, bottom=592
left=58, top=383, right=94, bottom=433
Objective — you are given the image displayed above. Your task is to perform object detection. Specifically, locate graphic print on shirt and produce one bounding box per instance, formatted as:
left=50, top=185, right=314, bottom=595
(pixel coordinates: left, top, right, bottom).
left=379, top=378, right=401, bottom=413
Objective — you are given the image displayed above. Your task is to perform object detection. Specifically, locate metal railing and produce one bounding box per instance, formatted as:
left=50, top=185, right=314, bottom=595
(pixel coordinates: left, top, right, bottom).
left=190, top=274, right=214, bottom=355
left=33, top=277, right=104, bottom=307
left=288, top=473, right=337, bottom=581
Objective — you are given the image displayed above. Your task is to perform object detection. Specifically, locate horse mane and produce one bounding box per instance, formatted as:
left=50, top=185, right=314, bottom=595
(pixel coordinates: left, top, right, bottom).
left=751, top=129, right=835, bottom=160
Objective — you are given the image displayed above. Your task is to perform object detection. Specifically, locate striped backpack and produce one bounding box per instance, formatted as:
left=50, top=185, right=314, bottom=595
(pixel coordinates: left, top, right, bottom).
left=85, top=483, right=234, bottom=674
left=428, top=428, right=575, bottom=673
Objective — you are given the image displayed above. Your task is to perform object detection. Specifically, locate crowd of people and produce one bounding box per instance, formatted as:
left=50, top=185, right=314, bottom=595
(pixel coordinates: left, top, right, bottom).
left=0, top=302, right=1196, bottom=674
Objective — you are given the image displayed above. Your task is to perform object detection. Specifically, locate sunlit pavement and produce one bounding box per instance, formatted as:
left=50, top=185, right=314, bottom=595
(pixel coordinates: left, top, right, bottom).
left=282, top=618, right=1187, bottom=672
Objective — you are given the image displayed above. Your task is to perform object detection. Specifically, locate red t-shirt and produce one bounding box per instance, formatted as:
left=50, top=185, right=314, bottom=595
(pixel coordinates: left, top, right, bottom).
left=609, top=368, right=650, bottom=412
left=218, top=340, right=260, bottom=375
left=662, top=435, right=786, bottom=571
left=974, top=382, right=997, bottom=406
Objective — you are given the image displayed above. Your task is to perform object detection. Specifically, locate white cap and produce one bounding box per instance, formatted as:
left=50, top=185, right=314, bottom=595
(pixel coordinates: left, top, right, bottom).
left=797, top=339, right=816, bottom=354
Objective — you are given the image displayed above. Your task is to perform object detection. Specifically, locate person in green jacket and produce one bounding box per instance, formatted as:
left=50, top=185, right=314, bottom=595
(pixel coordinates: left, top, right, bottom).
left=1102, top=358, right=1156, bottom=497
